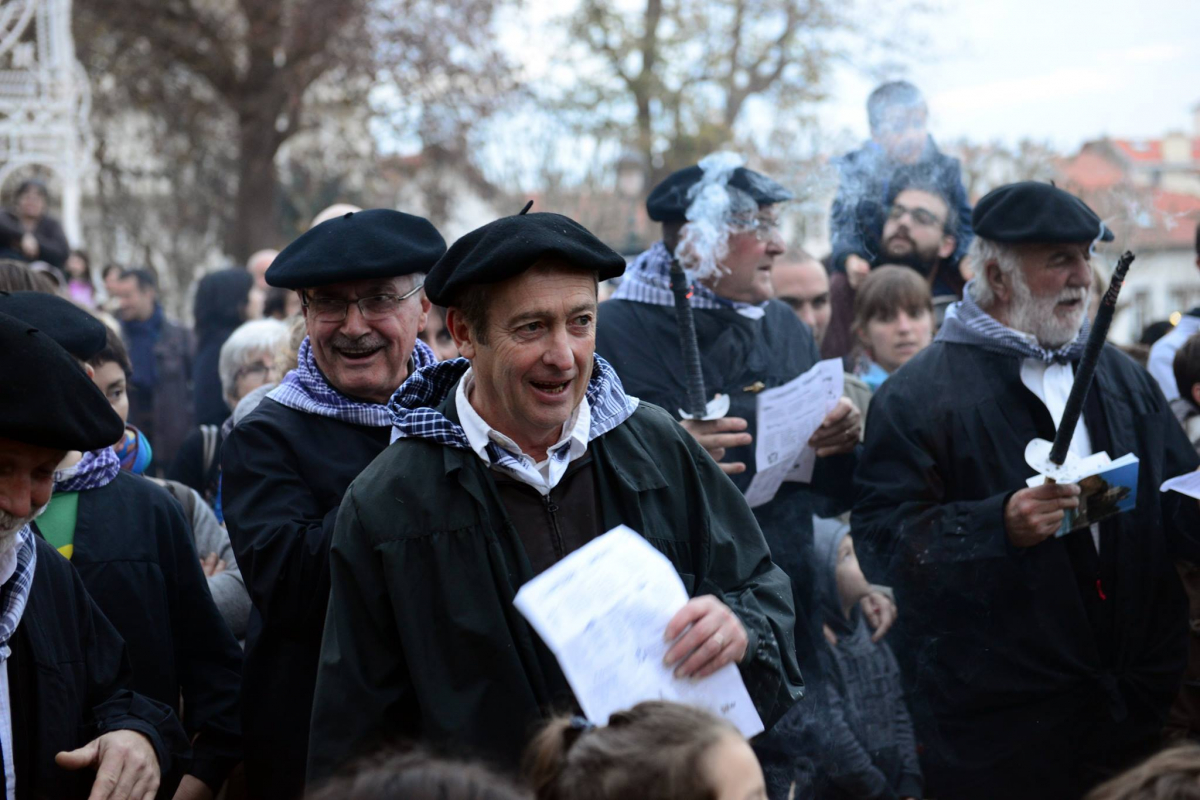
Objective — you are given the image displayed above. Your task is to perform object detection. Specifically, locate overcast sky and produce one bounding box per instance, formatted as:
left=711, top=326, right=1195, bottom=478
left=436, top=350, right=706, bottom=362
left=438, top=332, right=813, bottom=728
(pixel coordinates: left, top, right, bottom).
left=508, top=0, right=1200, bottom=154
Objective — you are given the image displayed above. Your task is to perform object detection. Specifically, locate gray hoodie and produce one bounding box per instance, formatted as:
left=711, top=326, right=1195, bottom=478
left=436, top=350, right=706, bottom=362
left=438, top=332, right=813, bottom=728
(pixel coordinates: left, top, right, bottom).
left=811, top=517, right=923, bottom=800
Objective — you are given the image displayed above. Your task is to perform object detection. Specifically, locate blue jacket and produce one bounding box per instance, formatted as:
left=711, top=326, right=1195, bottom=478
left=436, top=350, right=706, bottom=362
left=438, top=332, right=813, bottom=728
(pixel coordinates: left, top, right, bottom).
left=829, top=137, right=973, bottom=272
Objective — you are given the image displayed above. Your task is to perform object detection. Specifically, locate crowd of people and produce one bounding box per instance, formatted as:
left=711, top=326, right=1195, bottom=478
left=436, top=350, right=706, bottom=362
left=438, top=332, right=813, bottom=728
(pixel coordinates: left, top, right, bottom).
left=3, top=79, right=1200, bottom=800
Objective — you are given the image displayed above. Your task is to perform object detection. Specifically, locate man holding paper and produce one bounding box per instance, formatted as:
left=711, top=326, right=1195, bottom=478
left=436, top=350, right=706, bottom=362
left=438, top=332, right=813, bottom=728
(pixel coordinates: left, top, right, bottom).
left=595, top=160, right=889, bottom=726
left=853, top=182, right=1200, bottom=799
left=306, top=207, right=803, bottom=783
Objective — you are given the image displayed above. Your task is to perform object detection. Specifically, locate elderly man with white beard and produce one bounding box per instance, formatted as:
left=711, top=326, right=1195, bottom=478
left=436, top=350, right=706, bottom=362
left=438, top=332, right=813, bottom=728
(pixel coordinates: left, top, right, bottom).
left=852, top=182, right=1200, bottom=800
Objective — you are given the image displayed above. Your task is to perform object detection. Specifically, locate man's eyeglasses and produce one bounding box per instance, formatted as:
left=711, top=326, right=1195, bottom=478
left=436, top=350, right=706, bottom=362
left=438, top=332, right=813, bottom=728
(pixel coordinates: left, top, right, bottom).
left=887, top=203, right=944, bottom=229
left=302, top=282, right=424, bottom=323
left=732, top=213, right=783, bottom=242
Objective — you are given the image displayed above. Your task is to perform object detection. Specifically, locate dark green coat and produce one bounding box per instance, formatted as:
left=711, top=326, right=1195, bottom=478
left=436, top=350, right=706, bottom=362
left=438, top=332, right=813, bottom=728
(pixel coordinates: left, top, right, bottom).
left=307, top=398, right=802, bottom=782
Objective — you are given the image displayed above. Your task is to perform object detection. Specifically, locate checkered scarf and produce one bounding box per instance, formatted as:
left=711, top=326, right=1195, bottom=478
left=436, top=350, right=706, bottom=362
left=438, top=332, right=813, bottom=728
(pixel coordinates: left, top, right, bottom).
left=389, top=355, right=638, bottom=466
left=54, top=446, right=121, bottom=493
left=269, top=336, right=438, bottom=427
left=0, top=527, right=36, bottom=661
left=611, top=241, right=768, bottom=320
left=936, top=280, right=1089, bottom=364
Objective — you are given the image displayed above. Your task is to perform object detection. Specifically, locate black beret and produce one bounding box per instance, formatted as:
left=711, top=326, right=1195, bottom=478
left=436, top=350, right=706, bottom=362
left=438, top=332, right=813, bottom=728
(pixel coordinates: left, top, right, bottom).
left=424, top=211, right=626, bottom=306
left=0, top=311, right=124, bottom=452
left=646, top=164, right=794, bottom=223
left=0, top=291, right=108, bottom=359
left=265, top=208, right=447, bottom=290
left=972, top=181, right=1115, bottom=245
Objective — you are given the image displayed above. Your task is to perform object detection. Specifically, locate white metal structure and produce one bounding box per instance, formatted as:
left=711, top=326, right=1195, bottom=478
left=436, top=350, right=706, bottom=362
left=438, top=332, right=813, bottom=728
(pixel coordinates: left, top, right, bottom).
left=0, top=0, right=90, bottom=243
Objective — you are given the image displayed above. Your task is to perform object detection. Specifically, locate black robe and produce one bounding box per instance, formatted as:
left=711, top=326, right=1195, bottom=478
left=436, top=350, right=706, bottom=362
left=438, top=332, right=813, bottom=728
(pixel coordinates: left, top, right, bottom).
left=307, top=398, right=802, bottom=782
left=7, top=536, right=190, bottom=799
left=852, top=341, right=1200, bottom=799
left=46, top=472, right=243, bottom=791
left=221, top=397, right=390, bottom=800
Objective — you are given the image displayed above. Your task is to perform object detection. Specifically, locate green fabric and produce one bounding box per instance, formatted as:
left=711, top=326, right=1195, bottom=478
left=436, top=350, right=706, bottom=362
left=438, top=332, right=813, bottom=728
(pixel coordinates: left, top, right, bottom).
left=38, top=491, right=79, bottom=559
left=308, top=396, right=804, bottom=782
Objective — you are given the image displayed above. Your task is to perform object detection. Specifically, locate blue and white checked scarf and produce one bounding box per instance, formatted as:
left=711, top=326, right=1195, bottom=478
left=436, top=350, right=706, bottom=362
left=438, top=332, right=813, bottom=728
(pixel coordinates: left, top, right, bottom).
left=611, top=241, right=768, bottom=320
left=53, top=446, right=121, bottom=493
left=269, top=336, right=438, bottom=427
left=0, top=527, right=35, bottom=662
left=936, top=280, right=1089, bottom=364
left=389, top=355, right=639, bottom=469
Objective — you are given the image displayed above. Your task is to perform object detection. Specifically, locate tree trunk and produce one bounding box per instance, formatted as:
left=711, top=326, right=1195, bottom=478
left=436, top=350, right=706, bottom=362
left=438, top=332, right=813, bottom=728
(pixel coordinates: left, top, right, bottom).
left=230, top=104, right=284, bottom=262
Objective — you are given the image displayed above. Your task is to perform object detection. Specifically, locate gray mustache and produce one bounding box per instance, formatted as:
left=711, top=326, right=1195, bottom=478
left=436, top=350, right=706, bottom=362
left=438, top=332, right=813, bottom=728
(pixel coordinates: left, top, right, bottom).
left=330, top=335, right=387, bottom=352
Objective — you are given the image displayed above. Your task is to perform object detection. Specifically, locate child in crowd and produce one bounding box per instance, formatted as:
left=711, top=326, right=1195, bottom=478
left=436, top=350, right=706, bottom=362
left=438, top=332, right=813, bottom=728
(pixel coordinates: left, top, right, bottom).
left=1172, top=332, right=1200, bottom=456
left=307, top=750, right=531, bottom=800
left=86, top=323, right=154, bottom=472
left=524, top=701, right=766, bottom=800
left=851, top=265, right=934, bottom=391
left=811, top=520, right=923, bottom=800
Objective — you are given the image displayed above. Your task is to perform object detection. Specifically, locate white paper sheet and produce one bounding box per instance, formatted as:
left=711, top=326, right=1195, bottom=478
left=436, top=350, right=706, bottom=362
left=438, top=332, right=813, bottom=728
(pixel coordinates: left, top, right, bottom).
left=742, top=359, right=844, bottom=507
left=513, top=526, right=764, bottom=738
left=1161, top=470, right=1200, bottom=499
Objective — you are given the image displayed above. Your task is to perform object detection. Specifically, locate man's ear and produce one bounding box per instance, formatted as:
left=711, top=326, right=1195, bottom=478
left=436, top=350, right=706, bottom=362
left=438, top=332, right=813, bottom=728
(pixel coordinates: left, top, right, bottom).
left=985, top=259, right=1011, bottom=305
left=1191, top=382, right=1200, bottom=410
left=938, top=234, right=957, bottom=260
left=445, top=307, right=476, bottom=360
left=416, top=293, right=431, bottom=333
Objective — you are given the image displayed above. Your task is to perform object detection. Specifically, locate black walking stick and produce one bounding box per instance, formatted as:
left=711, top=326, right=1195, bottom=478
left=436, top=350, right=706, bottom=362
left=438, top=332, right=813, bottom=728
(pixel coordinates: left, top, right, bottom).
left=669, top=258, right=710, bottom=419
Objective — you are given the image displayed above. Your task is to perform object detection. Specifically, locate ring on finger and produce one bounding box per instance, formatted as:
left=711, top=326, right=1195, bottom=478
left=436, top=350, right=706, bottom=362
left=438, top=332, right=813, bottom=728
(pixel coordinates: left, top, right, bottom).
left=713, top=632, right=727, bottom=650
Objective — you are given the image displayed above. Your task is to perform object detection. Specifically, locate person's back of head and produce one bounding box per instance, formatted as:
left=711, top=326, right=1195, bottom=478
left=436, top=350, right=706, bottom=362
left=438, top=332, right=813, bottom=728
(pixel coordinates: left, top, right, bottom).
left=1086, top=744, right=1200, bottom=800
left=0, top=258, right=47, bottom=292
left=306, top=749, right=530, bottom=800
left=193, top=267, right=254, bottom=336
left=1174, top=332, right=1200, bottom=412
left=524, top=701, right=764, bottom=800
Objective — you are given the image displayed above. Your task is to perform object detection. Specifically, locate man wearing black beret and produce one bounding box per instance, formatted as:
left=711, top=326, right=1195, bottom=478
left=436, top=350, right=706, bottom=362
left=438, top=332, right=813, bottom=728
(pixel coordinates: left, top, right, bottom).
left=852, top=182, right=1200, bottom=798
left=220, top=208, right=446, bottom=799
left=0, top=311, right=192, bottom=799
left=1, top=290, right=245, bottom=799
left=596, top=156, right=890, bottom=792
left=306, top=208, right=803, bottom=781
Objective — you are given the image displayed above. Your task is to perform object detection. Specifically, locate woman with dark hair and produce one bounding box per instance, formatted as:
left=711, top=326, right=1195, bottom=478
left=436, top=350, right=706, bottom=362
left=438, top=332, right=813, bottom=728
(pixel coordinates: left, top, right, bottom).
left=193, top=268, right=263, bottom=425
left=0, top=178, right=70, bottom=268
left=64, top=249, right=96, bottom=307
left=850, top=265, right=935, bottom=391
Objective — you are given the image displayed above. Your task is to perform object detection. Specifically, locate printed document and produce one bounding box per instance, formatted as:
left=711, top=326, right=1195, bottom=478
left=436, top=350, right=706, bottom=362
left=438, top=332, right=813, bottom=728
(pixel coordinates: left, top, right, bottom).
left=513, top=525, right=764, bottom=737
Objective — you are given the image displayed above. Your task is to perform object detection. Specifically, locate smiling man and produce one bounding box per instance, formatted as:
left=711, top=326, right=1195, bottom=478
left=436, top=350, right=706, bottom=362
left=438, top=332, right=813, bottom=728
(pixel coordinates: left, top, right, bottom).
left=306, top=209, right=802, bottom=782
left=220, top=208, right=446, bottom=800
left=853, top=182, right=1200, bottom=799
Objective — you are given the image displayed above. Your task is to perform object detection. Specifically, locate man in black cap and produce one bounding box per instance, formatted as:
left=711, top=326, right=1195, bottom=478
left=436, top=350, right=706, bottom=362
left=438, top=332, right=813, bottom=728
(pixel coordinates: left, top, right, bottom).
left=0, top=291, right=244, bottom=800
left=306, top=208, right=802, bottom=782
left=220, top=208, right=445, bottom=799
left=0, top=310, right=190, bottom=799
left=852, top=181, right=1200, bottom=799
left=595, top=159, right=886, bottom=774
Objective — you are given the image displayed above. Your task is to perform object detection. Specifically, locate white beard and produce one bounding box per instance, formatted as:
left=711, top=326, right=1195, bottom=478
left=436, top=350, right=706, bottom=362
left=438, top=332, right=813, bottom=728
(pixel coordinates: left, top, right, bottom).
left=1008, top=270, right=1088, bottom=349
left=0, top=504, right=47, bottom=557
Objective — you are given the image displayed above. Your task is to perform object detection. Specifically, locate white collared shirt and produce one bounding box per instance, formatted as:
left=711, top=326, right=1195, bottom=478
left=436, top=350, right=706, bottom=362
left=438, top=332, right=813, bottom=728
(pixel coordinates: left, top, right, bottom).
left=1019, top=355, right=1100, bottom=552
left=455, top=368, right=591, bottom=496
